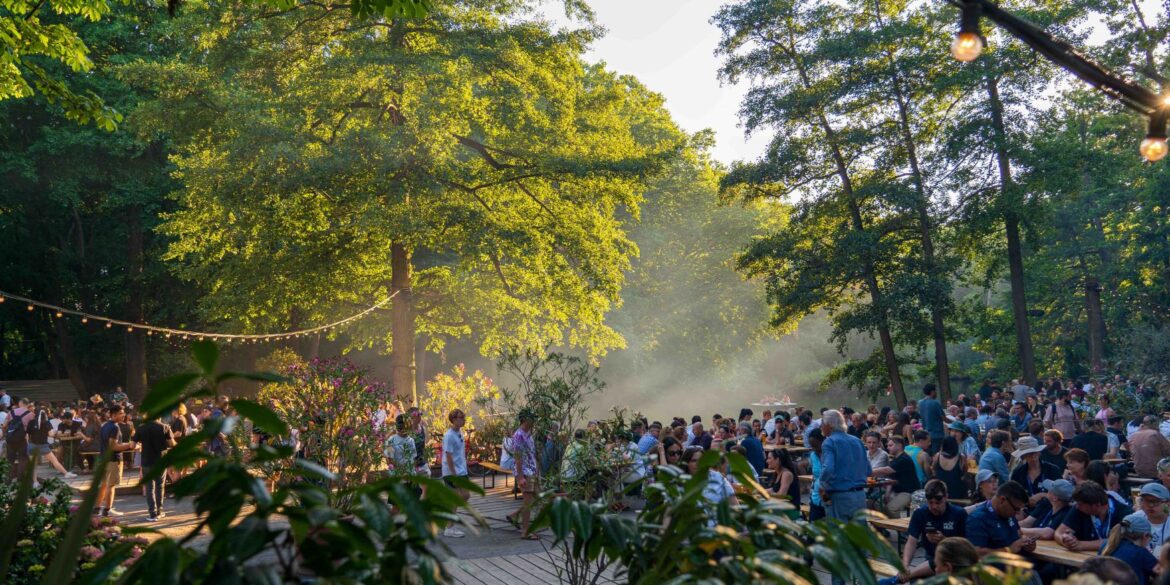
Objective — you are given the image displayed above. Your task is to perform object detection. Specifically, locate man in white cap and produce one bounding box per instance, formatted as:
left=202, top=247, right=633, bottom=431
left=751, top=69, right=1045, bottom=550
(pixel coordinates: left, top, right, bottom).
left=1135, top=482, right=1170, bottom=555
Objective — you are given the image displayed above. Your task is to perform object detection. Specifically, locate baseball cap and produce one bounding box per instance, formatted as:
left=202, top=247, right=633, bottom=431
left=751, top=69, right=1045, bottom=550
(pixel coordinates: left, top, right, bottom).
left=975, top=469, right=996, bottom=486
left=1140, top=483, right=1170, bottom=501
left=1041, top=479, right=1074, bottom=502
left=1122, top=513, right=1152, bottom=535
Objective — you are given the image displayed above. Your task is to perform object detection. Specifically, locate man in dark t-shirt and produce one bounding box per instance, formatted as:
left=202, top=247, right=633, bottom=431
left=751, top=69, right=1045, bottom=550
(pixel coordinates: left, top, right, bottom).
left=97, top=406, right=136, bottom=517
left=874, top=436, right=920, bottom=518
left=1055, top=480, right=1132, bottom=552
left=1039, top=430, right=1068, bottom=476
left=889, top=480, right=967, bottom=584
left=1071, top=419, right=1110, bottom=461
left=133, top=419, right=175, bottom=521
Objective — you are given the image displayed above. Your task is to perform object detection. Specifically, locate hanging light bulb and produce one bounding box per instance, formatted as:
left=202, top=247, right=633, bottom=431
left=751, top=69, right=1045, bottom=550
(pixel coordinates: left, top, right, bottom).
left=106, top=322, right=113, bottom=329
left=27, top=304, right=34, bottom=312
left=0, top=294, right=6, bottom=303
left=951, top=1, right=984, bottom=62
left=127, top=326, right=134, bottom=332
left=147, top=330, right=153, bottom=336
left=81, top=317, right=88, bottom=324
left=1142, top=112, right=1169, bottom=162
left=55, top=311, right=63, bottom=318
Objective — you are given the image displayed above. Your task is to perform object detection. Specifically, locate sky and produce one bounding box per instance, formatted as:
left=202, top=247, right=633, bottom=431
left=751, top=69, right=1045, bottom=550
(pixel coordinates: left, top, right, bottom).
left=540, top=0, right=771, bottom=165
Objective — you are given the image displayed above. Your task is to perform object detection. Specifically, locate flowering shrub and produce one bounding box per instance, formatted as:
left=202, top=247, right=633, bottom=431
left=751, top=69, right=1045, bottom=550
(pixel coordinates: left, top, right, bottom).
left=258, top=356, right=394, bottom=504
left=422, top=364, right=501, bottom=458
left=0, top=462, right=134, bottom=584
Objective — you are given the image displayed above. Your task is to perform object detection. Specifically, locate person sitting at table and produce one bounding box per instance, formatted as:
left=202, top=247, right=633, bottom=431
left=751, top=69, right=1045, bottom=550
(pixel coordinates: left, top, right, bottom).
left=766, top=448, right=800, bottom=506
left=1072, top=418, right=1111, bottom=462
left=966, top=469, right=1000, bottom=513
left=1087, top=460, right=1131, bottom=508
left=1010, top=436, right=1061, bottom=507
left=1130, top=482, right=1170, bottom=557
left=878, top=480, right=968, bottom=585
left=1130, top=417, right=1170, bottom=479
left=906, top=430, right=932, bottom=483
left=932, top=436, right=968, bottom=501
left=1101, top=513, right=1158, bottom=585
left=865, top=431, right=888, bottom=470
left=979, top=430, right=1012, bottom=484
left=1107, top=415, right=1128, bottom=460
left=873, top=436, right=920, bottom=518
left=736, top=423, right=766, bottom=474
left=689, top=422, right=713, bottom=450
left=1020, top=478, right=1075, bottom=540
left=948, top=421, right=981, bottom=463
left=1064, top=448, right=1090, bottom=485
left=1079, top=557, right=1141, bottom=585
left=1055, top=480, right=1134, bottom=552
left=964, top=480, right=1036, bottom=557
left=806, top=429, right=826, bottom=522
left=933, top=537, right=984, bottom=585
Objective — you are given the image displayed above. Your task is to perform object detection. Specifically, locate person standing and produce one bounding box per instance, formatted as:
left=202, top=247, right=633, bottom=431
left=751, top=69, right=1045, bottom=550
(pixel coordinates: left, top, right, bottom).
left=818, top=409, right=871, bottom=585
left=96, top=406, right=137, bottom=517
left=133, top=415, right=175, bottom=521
left=919, top=384, right=945, bottom=455
left=506, top=409, right=541, bottom=540
left=440, top=409, right=469, bottom=538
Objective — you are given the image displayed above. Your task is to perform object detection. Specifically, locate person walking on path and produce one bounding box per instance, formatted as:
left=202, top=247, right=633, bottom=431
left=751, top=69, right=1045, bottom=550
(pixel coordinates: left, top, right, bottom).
left=133, top=415, right=175, bottom=521
left=818, top=409, right=872, bottom=585
left=506, top=409, right=541, bottom=540
left=96, top=405, right=137, bottom=517
left=441, top=408, right=469, bottom=538
left=919, top=384, right=945, bottom=455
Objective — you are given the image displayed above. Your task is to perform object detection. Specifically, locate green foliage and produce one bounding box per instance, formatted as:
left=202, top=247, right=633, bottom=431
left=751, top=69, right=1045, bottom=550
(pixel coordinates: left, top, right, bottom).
left=421, top=364, right=500, bottom=449
left=497, top=348, right=604, bottom=442
left=124, top=0, right=684, bottom=363
left=257, top=356, right=393, bottom=507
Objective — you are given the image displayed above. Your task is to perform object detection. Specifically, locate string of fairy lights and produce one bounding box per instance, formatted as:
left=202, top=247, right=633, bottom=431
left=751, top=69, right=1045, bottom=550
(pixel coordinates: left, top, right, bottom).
left=0, top=289, right=398, bottom=345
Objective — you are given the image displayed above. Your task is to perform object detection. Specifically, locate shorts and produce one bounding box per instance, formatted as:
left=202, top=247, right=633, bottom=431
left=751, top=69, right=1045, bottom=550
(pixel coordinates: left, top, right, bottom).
left=520, top=476, right=539, bottom=494
left=103, top=461, right=124, bottom=487
left=443, top=474, right=468, bottom=488
left=27, top=443, right=52, bottom=457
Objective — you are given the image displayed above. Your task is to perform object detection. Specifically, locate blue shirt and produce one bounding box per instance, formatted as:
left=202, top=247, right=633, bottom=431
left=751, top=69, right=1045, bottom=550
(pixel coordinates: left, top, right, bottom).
left=819, top=430, right=871, bottom=493
left=965, top=501, right=1019, bottom=550
left=919, top=398, right=944, bottom=438
left=1011, top=413, right=1033, bottom=433
left=1104, top=540, right=1157, bottom=585
left=959, top=436, right=981, bottom=461
left=739, top=435, right=766, bottom=474
left=99, top=421, right=120, bottom=455
left=636, top=433, right=658, bottom=455
left=978, top=447, right=1009, bottom=484
left=810, top=452, right=822, bottom=506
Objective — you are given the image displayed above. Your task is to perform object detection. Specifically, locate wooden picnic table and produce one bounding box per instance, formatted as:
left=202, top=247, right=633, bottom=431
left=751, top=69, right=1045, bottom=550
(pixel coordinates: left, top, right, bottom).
left=865, top=515, right=1092, bottom=567
left=1123, top=476, right=1155, bottom=486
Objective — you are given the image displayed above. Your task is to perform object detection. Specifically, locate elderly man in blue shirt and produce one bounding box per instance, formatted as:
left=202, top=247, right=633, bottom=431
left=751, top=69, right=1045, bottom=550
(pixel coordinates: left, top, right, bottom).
left=818, top=409, right=872, bottom=585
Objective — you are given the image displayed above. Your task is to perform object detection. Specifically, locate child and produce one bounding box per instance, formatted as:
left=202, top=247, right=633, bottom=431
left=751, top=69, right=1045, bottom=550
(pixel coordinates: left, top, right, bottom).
left=1101, top=512, right=1158, bottom=585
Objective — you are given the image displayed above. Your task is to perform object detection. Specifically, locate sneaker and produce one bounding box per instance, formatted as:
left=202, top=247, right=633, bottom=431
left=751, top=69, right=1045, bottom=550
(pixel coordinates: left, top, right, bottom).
left=64, top=472, right=78, bottom=479
left=105, top=509, right=124, bottom=517
left=443, top=526, right=465, bottom=538
left=157, top=512, right=167, bottom=519
left=145, top=516, right=158, bottom=522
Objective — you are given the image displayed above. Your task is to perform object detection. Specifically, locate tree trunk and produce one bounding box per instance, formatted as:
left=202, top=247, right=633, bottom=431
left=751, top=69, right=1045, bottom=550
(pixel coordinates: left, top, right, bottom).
left=391, top=242, right=416, bottom=405
left=52, top=316, right=87, bottom=397
left=986, top=75, right=1038, bottom=384
left=415, top=334, right=428, bottom=396
left=885, top=51, right=951, bottom=400
left=1085, top=278, right=1104, bottom=373
left=125, top=205, right=149, bottom=405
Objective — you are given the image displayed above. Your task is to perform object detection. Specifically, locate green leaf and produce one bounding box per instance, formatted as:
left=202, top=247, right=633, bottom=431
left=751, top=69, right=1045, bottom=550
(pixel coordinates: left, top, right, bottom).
left=40, top=452, right=113, bottom=585
left=230, top=398, right=289, bottom=436
left=0, top=453, right=37, bottom=581
left=191, top=340, right=219, bottom=375
left=140, top=372, right=201, bottom=419
left=119, top=538, right=181, bottom=585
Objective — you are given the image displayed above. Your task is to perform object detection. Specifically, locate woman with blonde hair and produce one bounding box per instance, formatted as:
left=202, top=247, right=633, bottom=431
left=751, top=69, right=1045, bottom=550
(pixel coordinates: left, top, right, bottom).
left=1101, top=513, right=1157, bottom=585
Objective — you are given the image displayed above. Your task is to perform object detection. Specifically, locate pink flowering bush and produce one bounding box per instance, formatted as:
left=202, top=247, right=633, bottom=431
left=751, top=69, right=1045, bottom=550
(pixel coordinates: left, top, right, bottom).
left=0, top=461, right=131, bottom=584
left=258, top=356, right=394, bottom=503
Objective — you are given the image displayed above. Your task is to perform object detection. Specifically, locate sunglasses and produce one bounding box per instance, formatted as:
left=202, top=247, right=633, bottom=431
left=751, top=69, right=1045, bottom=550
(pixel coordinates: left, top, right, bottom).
left=667, top=449, right=683, bottom=456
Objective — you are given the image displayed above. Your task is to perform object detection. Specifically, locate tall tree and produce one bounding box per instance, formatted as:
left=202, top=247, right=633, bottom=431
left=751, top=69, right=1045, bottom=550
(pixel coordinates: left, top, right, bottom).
left=715, top=0, right=916, bottom=406
left=128, top=0, right=683, bottom=401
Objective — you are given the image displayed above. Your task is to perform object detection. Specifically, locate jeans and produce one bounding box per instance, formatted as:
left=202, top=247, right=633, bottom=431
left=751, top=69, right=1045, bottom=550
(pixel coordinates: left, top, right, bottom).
left=826, top=490, right=867, bottom=585
left=142, top=465, right=165, bottom=517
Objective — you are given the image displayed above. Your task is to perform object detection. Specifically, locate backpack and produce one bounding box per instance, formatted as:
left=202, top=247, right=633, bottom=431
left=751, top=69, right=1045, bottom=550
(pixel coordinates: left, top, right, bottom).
left=27, top=412, right=50, bottom=445
left=5, top=413, right=27, bottom=451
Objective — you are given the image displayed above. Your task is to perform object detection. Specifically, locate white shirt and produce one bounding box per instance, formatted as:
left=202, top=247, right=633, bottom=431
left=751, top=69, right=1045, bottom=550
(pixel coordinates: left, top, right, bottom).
left=442, top=428, right=467, bottom=477
left=764, top=418, right=777, bottom=437
left=1135, top=510, right=1169, bottom=555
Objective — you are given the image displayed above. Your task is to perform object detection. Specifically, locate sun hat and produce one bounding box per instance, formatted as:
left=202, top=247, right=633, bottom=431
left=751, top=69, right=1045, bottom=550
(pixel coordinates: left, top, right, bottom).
left=975, top=469, right=996, bottom=486
left=947, top=421, right=970, bottom=434
left=1041, top=479, right=1074, bottom=502
left=1011, top=436, right=1045, bottom=459
left=1140, top=483, right=1170, bottom=501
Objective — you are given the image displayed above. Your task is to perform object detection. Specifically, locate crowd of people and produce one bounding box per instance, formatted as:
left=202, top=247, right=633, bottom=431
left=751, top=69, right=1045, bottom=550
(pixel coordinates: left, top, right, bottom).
left=0, top=386, right=238, bottom=522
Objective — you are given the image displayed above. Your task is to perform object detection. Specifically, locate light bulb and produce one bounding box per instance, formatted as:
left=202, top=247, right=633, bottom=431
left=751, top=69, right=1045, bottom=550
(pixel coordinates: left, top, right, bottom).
left=106, top=322, right=113, bottom=329
left=951, top=32, right=983, bottom=62
left=26, top=304, right=34, bottom=311
left=1141, top=136, right=1168, bottom=161
left=127, top=326, right=134, bottom=332
left=81, top=317, right=88, bottom=324
left=55, top=311, right=63, bottom=318
left=0, top=295, right=5, bottom=303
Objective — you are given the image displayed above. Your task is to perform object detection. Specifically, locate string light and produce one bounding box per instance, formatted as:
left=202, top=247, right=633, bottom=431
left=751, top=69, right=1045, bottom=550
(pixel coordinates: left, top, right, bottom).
left=1141, top=111, right=1169, bottom=162
left=951, top=0, right=984, bottom=62
left=0, top=289, right=397, bottom=344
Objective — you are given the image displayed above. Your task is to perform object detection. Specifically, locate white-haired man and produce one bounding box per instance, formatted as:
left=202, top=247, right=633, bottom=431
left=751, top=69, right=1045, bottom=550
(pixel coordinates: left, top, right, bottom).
left=818, top=409, right=872, bottom=585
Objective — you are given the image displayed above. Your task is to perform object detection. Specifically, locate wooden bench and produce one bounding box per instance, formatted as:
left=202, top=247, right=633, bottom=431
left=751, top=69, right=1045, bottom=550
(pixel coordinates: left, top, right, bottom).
left=477, top=461, right=513, bottom=490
